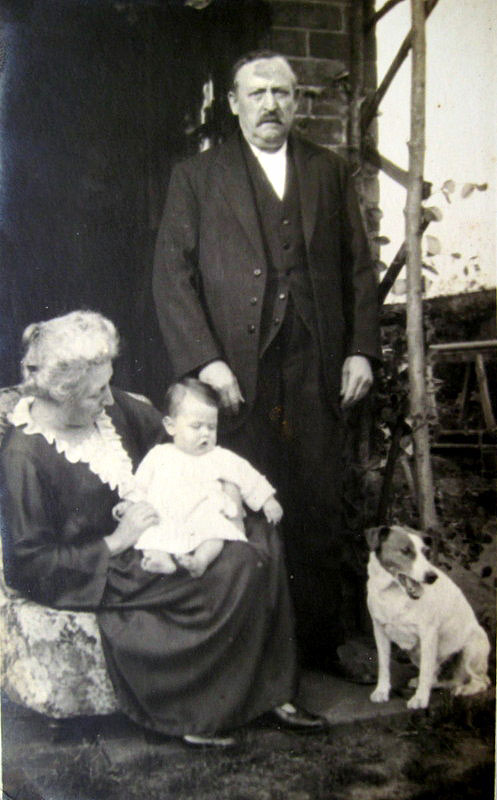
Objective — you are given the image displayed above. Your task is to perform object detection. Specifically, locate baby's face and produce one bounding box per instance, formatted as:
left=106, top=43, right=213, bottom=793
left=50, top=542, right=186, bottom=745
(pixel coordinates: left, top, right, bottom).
left=165, top=394, right=218, bottom=456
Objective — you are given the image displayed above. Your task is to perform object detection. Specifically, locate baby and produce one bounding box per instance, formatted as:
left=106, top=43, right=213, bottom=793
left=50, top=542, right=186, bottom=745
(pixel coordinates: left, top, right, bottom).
left=119, top=378, right=282, bottom=578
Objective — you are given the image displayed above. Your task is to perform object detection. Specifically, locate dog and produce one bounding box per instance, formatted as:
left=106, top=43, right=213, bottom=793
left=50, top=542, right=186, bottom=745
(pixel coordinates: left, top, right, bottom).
left=366, top=524, right=490, bottom=709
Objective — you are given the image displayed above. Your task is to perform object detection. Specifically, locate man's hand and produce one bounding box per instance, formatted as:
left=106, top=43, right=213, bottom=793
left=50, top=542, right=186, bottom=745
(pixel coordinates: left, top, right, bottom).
left=340, top=355, right=373, bottom=408
left=198, top=360, right=244, bottom=414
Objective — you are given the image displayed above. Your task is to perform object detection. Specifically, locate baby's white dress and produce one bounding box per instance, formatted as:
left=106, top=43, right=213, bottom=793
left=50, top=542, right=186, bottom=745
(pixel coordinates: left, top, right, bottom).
left=133, top=443, right=276, bottom=554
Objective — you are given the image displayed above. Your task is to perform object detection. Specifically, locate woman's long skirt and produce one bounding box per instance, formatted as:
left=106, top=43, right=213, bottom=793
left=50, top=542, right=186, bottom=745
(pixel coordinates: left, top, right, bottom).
left=98, top=514, right=297, bottom=735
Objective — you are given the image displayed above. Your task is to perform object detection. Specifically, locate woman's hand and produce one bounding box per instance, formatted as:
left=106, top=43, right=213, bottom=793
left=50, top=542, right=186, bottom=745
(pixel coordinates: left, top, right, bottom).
left=104, top=501, right=159, bottom=555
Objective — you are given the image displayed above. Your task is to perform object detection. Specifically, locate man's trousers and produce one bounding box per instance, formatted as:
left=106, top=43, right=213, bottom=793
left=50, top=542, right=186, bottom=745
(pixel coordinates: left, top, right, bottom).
left=221, top=305, right=362, bottom=668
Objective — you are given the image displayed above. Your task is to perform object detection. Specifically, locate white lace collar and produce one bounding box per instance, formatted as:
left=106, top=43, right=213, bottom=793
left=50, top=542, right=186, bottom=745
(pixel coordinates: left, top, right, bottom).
left=9, top=396, right=137, bottom=498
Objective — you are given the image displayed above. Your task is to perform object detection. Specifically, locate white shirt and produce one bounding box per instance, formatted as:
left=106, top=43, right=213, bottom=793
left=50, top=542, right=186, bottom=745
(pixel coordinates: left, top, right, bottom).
left=248, top=141, right=287, bottom=200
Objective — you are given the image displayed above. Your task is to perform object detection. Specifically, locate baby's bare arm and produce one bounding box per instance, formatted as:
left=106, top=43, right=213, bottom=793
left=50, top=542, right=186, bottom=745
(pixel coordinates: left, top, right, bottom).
left=220, top=481, right=245, bottom=522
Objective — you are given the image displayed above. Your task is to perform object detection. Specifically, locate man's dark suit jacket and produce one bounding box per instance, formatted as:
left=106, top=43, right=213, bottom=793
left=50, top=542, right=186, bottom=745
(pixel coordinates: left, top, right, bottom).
left=153, top=132, right=381, bottom=420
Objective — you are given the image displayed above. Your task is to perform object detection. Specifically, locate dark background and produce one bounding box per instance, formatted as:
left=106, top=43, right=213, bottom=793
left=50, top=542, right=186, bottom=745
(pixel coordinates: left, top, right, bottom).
left=0, top=0, right=271, bottom=406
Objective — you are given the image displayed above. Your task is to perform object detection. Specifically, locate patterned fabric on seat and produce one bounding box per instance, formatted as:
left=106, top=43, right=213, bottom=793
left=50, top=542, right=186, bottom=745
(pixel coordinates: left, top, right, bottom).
left=0, top=386, right=118, bottom=717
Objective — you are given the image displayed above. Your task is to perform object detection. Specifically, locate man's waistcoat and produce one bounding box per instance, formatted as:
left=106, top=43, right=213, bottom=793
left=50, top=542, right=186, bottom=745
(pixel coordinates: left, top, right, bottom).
left=243, top=142, right=316, bottom=354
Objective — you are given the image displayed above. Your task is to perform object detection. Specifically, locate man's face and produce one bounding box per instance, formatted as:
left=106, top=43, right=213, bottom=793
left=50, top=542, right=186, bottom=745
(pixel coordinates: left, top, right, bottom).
left=228, top=57, right=298, bottom=152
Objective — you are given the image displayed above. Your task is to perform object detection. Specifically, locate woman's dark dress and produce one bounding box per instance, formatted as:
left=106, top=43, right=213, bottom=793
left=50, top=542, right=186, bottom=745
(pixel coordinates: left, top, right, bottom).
left=0, top=389, right=297, bottom=735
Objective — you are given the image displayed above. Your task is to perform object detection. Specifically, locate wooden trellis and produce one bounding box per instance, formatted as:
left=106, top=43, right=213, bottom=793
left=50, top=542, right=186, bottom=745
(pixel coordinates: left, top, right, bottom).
left=350, top=0, right=442, bottom=537
left=351, top=0, right=440, bottom=301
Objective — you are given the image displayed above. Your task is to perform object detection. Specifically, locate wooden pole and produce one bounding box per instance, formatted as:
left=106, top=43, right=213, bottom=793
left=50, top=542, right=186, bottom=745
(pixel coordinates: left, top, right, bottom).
left=365, top=0, right=406, bottom=33
left=405, top=0, right=439, bottom=544
left=349, top=0, right=365, bottom=174
left=361, top=0, right=439, bottom=135
left=378, top=207, right=437, bottom=304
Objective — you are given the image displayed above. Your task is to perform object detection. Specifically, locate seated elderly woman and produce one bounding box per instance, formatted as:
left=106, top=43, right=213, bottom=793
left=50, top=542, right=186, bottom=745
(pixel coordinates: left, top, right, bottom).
left=0, top=310, right=325, bottom=746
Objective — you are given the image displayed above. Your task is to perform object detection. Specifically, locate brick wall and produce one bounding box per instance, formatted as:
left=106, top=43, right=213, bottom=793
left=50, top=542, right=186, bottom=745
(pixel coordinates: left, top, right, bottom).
left=268, top=1, right=353, bottom=150
left=264, top=0, right=380, bottom=236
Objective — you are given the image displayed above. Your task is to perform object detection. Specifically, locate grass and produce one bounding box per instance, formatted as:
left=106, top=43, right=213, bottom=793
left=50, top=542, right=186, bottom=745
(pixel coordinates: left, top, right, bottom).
left=4, top=691, right=494, bottom=800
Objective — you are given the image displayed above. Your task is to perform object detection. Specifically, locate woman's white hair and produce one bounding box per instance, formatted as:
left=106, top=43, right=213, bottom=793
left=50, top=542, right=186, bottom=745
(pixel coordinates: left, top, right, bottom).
left=20, top=310, right=119, bottom=403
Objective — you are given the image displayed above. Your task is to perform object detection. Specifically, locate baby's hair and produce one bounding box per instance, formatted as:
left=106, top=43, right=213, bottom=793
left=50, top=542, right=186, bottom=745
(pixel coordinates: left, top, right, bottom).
left=164, top=378, right=221, bottom=418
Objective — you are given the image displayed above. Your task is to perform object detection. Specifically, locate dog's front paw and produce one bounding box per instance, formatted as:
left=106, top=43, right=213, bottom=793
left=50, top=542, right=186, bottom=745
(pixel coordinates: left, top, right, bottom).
left=370, top=686, right=390, bottom=703
left=407, top=692, right=429, bottom=710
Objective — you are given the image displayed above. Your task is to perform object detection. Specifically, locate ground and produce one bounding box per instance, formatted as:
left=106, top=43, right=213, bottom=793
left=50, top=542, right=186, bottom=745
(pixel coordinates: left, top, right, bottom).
left=2, top=687, right=494, bottom=800
left=2, top=455, right=495, bottom=800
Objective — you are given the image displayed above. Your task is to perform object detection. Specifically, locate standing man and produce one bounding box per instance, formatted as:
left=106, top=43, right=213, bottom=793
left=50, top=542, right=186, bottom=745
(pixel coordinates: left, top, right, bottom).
left=153, top=51, right=381, bottom=672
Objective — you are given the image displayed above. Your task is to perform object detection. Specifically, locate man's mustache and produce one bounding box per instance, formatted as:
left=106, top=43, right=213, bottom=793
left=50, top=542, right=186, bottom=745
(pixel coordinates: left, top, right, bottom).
left=257, top=113, right=282, bottom=125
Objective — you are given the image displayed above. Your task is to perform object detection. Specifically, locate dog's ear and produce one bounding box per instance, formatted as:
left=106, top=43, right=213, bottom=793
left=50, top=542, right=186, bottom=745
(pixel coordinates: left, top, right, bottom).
left=421, top=534, right=433, bottom=559
left=365, top=526, right=389, bottom=551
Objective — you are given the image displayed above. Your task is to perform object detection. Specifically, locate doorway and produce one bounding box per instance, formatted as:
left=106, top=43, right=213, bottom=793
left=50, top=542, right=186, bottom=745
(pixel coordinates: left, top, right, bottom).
left=0, top=0, right=271, bottom=404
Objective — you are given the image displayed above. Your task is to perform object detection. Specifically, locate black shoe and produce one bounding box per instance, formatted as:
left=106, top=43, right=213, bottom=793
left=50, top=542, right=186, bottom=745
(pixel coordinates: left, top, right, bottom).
left=269, top=703, right=328, bottom=732
left=183, top=733, right=236, bottom=748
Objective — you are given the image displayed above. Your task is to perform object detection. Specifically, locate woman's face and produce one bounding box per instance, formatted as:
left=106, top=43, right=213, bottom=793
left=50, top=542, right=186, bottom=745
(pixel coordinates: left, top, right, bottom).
left=62, top=361, right=114, bottom=427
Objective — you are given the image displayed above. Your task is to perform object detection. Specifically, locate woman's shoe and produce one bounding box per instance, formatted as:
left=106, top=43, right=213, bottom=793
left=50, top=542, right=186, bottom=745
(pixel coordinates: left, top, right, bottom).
left=183, top=733, right=236, bottom=748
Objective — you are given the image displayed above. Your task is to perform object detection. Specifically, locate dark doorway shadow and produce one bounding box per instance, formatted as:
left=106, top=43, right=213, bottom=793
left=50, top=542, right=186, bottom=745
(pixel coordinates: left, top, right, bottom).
left=0, top=0, right=271, bottom=406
